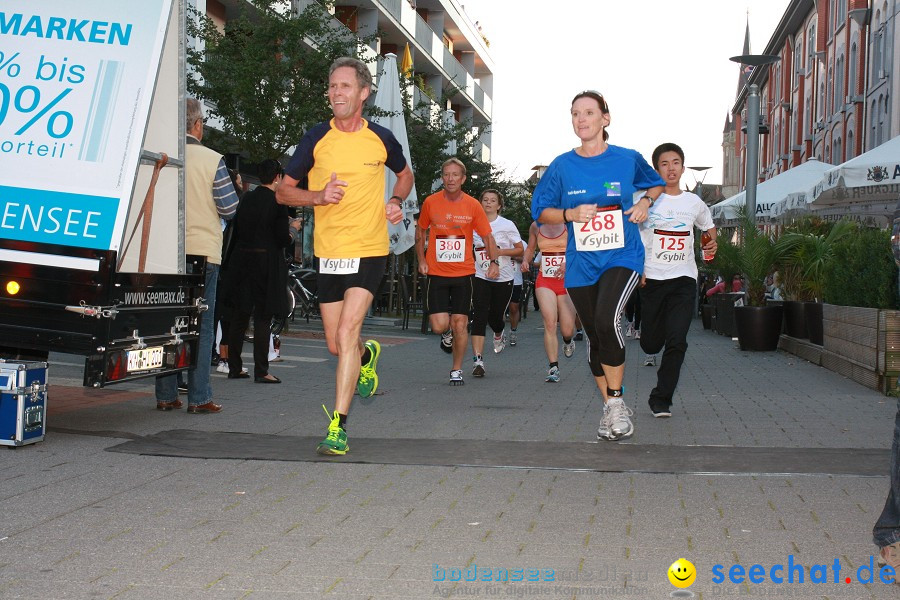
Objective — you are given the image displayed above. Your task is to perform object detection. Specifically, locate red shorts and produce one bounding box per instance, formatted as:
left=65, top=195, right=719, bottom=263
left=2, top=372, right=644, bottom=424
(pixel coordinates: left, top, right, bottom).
left=536, top=272, right=567, bottom=296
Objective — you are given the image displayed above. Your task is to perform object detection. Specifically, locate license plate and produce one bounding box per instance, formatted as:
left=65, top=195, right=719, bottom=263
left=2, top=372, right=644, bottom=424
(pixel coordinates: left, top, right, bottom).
left=127, top=346, right=164, bottom=372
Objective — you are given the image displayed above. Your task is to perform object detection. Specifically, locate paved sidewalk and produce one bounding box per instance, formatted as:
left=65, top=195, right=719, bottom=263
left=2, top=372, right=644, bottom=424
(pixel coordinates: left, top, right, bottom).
left=0, top=315, right=897, bottom=599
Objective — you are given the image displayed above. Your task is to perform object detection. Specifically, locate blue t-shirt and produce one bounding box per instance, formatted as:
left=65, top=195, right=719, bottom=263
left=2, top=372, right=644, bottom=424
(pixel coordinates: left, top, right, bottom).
left=531, top=146, right=664, bottom=287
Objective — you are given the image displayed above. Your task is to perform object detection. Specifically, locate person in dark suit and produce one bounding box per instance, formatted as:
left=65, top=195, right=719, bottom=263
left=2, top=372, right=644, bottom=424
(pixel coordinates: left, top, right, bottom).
left=223, top=159, right=297, bottom=383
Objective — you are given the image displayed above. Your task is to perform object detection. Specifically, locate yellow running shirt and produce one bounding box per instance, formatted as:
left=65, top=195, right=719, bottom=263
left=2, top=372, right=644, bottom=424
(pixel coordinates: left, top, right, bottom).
left=285, top=119, right=407, bottom=259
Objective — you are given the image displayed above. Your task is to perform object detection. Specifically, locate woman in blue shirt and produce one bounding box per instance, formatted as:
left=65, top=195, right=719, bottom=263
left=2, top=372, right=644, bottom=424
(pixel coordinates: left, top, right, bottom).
left=531, top=90, right=664, bottom=442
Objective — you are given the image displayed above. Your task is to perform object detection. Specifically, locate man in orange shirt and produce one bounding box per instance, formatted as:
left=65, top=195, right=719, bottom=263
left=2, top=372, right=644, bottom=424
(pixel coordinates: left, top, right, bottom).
left=416, top=158, right=498, bottom=386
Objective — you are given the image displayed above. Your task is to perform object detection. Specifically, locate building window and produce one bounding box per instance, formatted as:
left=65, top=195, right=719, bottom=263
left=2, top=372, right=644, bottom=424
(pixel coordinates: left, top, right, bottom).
left=834, top=54, right=844, bottom=112
left=871, top=100, right=877, bottom=148
left=828, top=0, right=835, bottom=37
left=833, top=134, right=842, bottom=164
left=806, top=94, right=812, bottom=135
left=873, top=11, right=883, bottom=76
left=818, top=81, right=825, bottom=120
left=794, top=40, right=803, bottom=79
left=791, top=112, right=797, bottom=150
left=849, top=41, right=857, bottom=97
left=808, top=24, right=816, bottom=73
left=775, top=64, right=782, bottom=102
left=827, top=66, right=833, bottom=115
left=881, top=94, right=889, bottom=145
left=847, top=128, right=854, bottom=158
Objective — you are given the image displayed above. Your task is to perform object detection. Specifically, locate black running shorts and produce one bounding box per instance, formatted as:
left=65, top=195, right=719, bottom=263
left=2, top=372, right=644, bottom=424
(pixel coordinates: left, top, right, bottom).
left=317, top=255, right=388, bottom=304
left=425, top=274, right=473, bottom=316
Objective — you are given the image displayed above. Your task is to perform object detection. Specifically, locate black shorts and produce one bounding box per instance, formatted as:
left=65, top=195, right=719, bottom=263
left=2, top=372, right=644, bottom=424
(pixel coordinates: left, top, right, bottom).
left=510, top=284, right=523, bottom=303
left=426, top=275, right=473, bottom=316
left=317, top=255, right=387, bottom=304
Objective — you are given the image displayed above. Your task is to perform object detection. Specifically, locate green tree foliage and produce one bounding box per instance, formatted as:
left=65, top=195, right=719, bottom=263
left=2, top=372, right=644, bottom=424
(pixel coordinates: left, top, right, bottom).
left=823, top=226, right=899, bottom=309
left=777, top=218, right=854, bottom=302
left=399, top=76, right=488, bottom=198
left=186, top=0, right=370, bottom=162
left=397, top=72, right=533, bottom=238
left=709, top=234, right=741, bottom=283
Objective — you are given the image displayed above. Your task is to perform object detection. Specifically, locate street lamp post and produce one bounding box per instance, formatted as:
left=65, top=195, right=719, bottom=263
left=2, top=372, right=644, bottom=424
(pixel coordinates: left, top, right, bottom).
left=687, top=166, right=711, bottom=202
left=729, top=54, right=780, bottom=223
left=745, top=83, right=761, bottom=219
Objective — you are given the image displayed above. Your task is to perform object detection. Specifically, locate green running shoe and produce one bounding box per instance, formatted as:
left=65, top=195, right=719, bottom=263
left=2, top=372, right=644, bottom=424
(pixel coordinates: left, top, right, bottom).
left=357, top=339, right=381, bottom=398
left=316, top=405, right=348, bottom=455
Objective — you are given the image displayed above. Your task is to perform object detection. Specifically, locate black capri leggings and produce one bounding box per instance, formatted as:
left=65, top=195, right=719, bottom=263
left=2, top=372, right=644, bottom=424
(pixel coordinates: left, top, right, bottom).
left=471, top=278, right=513, bottom=337
left=567, top=267, right=640, bottom=374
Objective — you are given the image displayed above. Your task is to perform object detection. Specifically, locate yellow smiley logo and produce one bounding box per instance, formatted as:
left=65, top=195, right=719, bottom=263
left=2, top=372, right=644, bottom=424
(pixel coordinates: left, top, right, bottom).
left=668, top=558, right=696, bottom=588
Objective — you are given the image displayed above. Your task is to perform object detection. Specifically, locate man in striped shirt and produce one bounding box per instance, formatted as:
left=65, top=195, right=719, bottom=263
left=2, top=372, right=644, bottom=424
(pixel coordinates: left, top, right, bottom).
left=155, top=97, right=239, bottom=414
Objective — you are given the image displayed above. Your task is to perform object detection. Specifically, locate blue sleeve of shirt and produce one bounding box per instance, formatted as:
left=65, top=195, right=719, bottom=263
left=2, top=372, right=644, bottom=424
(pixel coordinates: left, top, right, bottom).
left=369, top=122, right=408, bottom=173
left=285, top=122, right=330, bottom=183
left=213, top=159, right=239, bottom=220
left=632, top=150, right=665, bottom=190
left=531, top=159, right=563, bottom=221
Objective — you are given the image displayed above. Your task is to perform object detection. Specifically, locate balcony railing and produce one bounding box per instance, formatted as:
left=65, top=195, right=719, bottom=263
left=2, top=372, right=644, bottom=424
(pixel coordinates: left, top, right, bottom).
left=375, top=0, right=489, bottom=118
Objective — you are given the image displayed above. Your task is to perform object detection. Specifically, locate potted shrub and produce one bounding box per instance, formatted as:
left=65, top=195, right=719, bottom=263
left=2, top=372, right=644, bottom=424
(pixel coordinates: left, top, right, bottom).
left=776, top=216, right=832, bottom=339
left=707, top=234, right=741, bottom=335
left=778, top=218, right=854, bottom=345
left=732, top=210, right=785, bottom=351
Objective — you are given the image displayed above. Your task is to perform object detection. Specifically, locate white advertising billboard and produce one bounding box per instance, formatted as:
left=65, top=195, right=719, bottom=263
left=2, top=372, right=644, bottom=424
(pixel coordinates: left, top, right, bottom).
left=0, top=0, right=173, bottom=254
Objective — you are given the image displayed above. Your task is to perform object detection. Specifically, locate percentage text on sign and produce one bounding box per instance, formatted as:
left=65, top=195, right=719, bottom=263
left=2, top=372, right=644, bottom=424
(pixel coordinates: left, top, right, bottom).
left=0, top=84, right=73, bottom=138
left=0, top=51, right=21, bottom=78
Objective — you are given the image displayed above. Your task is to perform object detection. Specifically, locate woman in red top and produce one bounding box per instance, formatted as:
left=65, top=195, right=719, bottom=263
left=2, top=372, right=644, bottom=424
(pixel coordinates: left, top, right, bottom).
left=523, top=221, right=578, bottom=383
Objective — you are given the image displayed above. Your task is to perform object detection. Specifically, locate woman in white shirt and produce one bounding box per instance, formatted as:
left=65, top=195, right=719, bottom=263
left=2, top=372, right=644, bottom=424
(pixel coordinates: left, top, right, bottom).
left=470, top=189, right=524, bottom=377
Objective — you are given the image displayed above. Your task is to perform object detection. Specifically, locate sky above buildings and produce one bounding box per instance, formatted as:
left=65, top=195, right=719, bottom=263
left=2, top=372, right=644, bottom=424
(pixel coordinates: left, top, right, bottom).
left=463, top=0, right=788, bottom=186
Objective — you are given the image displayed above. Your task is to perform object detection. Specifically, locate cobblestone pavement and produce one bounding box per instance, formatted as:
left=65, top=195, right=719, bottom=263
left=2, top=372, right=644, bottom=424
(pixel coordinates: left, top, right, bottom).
left=0, top=315, right=896, bottom=599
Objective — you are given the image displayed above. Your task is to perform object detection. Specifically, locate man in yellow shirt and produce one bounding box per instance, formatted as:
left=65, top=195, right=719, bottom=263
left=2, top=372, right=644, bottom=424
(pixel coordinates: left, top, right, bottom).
left=277, top=57, right=414, bottom=455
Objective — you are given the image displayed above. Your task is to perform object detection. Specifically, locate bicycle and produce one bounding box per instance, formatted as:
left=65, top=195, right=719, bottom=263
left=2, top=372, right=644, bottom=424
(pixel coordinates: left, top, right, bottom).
left=271, top=258, right=319, bottom=335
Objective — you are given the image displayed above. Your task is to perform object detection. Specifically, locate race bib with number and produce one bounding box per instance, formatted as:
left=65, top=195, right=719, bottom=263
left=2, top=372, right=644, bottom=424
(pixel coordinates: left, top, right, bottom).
left=475, top=247, right=509, bottom=272
left=319, top=257, right=360, bottom=274
left=475, top=247, right=490, bottom=271
left=649, top=230, right=692, bottom=265
left=574, top=205, right=624, bottom=252
left=436, top=235, right=465, bottom=262
left=541, top=252, right=565, bottom=278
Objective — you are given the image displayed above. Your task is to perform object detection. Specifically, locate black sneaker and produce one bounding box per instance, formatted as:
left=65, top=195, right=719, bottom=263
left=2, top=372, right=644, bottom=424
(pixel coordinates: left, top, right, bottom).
left=650, top=403, right=672, bottom=418
left=574, top=329, right=584, bottom=341
left=177, top=383, right=189, bottom=395
left=439, top=331, right=453, bottom=354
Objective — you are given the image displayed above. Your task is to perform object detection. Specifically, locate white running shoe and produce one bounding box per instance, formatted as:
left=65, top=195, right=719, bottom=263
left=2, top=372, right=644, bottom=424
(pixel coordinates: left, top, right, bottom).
left=634, top=329, right=641, bottom=339
left=449, top=369, right=464, bottom=386
left=606, top=398, right=634, bottom=439
left=509, top=331, right=518, bottom=346
left=545, top=365, right=560, bottom=383
left=493, top=332, right=506, bottom=354
left=643, top=354, right=656, bottom=367
left=216, top=361, right=229, bottom=374
left=597, top=403, right=613, bottom=440
left=625, top=323, right=635, bottom=338
left=563, top=340, right=575, bottom=358
left=472, top=357, right=485, bottom=377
